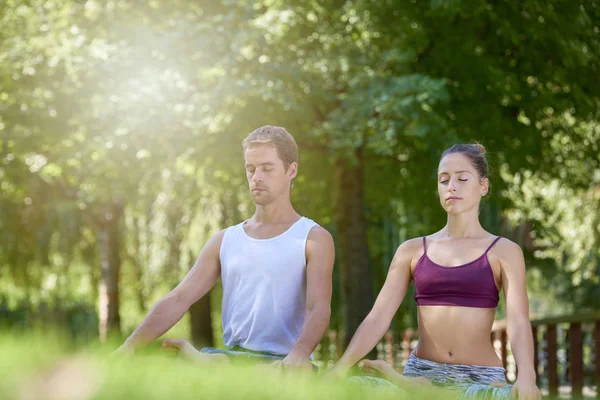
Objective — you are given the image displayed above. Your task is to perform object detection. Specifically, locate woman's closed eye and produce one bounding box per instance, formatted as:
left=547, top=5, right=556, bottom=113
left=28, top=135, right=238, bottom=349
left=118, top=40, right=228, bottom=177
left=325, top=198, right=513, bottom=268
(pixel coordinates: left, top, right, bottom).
left=439, top=178, right=468, bottom=184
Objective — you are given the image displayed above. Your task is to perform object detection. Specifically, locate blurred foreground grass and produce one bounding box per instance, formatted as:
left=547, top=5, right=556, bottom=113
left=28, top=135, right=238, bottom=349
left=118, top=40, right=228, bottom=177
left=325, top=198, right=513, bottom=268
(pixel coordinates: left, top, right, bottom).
left=0, top=331, right=500, bottom=400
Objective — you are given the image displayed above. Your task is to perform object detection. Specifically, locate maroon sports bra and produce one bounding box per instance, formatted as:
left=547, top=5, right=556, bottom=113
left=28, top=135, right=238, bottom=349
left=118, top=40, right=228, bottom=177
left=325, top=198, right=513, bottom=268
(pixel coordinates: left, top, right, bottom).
left=413, top=236, right=501, bottom=308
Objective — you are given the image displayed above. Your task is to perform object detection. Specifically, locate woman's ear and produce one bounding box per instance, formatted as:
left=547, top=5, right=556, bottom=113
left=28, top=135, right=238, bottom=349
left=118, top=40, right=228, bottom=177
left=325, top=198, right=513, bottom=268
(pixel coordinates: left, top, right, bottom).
left=481, top=177, right=489, bottom=196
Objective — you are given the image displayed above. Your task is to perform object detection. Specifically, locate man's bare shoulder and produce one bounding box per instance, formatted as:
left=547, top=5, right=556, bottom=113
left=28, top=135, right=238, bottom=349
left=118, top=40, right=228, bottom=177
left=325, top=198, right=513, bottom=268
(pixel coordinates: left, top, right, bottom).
left=202, top=229, right=227, bottom=254
left=307, top=225, right=333, bottom=243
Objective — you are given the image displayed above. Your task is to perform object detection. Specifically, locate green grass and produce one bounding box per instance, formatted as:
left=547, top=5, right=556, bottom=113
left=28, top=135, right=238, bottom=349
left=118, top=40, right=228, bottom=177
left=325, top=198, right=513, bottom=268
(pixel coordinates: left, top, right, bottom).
left=0, top=332, right=563, bottom=400
left=0, top=332, right=448, bottom=400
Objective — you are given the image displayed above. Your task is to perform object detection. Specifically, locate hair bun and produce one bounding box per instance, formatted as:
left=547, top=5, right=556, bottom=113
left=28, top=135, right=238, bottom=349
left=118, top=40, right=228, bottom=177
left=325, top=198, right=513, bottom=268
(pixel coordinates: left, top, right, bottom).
left=471, top=143, right=486, bottom=155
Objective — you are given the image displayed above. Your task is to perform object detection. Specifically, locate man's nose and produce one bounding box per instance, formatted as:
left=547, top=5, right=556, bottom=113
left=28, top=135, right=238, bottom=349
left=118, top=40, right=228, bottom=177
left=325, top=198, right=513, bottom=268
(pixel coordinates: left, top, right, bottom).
left=252, top=170, right=264, bottom=182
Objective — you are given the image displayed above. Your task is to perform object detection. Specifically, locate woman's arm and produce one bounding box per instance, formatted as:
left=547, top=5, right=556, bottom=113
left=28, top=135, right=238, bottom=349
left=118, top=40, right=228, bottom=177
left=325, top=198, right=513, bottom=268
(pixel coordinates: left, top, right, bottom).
left=329, top=238, right=420, bottom=376
left=499, top=240, right=541, bottom=400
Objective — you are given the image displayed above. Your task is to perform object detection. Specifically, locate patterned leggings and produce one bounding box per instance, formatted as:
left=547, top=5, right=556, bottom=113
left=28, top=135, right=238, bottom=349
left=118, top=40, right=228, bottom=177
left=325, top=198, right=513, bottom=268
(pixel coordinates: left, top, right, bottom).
left=350, top=353, right=512, bottom=399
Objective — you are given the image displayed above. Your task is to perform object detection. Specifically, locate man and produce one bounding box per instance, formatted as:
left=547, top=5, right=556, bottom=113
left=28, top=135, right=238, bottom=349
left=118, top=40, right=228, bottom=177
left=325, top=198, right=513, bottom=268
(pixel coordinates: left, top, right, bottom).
left=115, top=126, right=334, bottom=371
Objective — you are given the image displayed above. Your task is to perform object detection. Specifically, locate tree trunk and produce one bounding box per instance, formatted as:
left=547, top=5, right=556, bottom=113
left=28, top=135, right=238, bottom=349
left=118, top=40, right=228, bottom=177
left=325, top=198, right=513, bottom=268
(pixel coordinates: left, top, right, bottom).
left=333, top=147, right=374, bottom=349
left=97, top=201, right=124, bottom=342
left=131, top=216, right=147, bottom=314
left=185, top=215, right=214, bottom=348
left=189, top=294, right=213, bottom=348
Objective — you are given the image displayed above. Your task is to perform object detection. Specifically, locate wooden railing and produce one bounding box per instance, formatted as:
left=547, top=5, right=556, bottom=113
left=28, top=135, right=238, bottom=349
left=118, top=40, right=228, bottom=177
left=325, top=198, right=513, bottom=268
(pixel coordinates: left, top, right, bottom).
left=492, top=313, right=600, bottom=398
left=314, top=313, right=600, bottom=398
left=314, top=328, right=419, bottom=371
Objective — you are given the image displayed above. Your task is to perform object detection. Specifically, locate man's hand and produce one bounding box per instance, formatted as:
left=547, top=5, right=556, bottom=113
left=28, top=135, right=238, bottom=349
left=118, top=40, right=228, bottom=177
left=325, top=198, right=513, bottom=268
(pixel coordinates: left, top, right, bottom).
left=162, top=339, right=199, bottom=357
left=271, top=349, right=313, bottom=373
left=510, top=378, right=541, bottom=400
left=162, top=339, right=230, bottom=365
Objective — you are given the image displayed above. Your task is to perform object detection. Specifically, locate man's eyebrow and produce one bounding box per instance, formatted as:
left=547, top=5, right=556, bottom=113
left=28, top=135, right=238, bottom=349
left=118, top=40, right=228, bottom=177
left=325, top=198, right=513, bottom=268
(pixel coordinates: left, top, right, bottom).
left=245, top=162, right=275, bottom=167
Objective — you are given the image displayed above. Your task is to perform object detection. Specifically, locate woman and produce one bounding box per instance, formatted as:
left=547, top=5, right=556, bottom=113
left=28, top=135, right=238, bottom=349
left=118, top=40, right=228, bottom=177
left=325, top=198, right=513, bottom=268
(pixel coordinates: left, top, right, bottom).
left=330, top=144, right=541, bottom=400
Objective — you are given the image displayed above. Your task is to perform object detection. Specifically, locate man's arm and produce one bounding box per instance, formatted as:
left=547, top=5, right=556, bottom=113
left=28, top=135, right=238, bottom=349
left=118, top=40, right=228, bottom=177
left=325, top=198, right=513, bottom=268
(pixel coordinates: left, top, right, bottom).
left=117, top=230, right=225, bottom=353
left=279, top=226, right=334, bottom=368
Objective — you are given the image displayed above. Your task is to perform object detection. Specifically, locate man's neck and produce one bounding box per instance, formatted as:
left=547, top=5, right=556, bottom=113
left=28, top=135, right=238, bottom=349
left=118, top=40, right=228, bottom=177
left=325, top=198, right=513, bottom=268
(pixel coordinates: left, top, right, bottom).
left=252, top=198, right=299, bottom=224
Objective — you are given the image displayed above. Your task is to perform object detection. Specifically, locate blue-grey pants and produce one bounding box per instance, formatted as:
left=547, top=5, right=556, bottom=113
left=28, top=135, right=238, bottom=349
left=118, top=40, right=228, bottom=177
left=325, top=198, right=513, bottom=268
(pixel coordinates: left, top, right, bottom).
left=200, top=346, right=319, bottom=372
left=200, top=346, right=285, bottom=362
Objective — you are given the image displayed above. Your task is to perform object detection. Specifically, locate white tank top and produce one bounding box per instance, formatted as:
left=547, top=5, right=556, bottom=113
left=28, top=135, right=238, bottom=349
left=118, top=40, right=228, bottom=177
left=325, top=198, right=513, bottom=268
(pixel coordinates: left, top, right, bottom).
left=219, top=216, right=318, bottom=356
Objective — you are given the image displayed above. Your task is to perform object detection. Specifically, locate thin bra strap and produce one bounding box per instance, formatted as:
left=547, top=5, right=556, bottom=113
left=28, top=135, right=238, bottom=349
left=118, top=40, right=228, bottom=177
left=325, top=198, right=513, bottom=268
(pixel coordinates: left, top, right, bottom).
left=422, top=236, right=427, bottom=254
left=485, top=236, right=502, bottom=253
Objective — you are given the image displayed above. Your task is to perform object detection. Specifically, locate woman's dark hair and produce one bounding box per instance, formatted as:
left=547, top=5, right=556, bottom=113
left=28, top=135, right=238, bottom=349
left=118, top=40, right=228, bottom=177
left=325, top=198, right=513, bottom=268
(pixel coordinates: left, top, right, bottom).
left=441, top=143, right=488, bottom=179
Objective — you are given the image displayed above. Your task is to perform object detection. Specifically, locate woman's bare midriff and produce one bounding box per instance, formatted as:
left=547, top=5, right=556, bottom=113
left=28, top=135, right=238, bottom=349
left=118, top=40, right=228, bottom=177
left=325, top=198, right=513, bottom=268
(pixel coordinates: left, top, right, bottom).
left=412, top=305, right=503, bottom=367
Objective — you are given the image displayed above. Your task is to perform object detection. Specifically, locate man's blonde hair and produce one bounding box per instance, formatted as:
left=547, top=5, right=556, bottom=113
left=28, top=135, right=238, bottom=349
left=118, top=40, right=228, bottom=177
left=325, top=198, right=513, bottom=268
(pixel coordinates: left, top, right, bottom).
left=242, top=125, right=298, bottom=169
